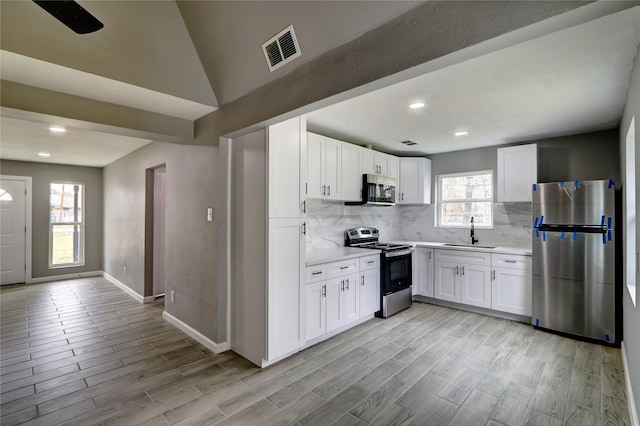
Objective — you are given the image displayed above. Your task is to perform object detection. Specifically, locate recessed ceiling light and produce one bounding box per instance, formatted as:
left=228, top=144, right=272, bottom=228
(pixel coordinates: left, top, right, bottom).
left=454, top=131, right=468, bottom=137
left=38, top=152, right=51, bottom=158
left=49, top=126, right=66, bottom=133
left=409, top=102, right=425, bottom=109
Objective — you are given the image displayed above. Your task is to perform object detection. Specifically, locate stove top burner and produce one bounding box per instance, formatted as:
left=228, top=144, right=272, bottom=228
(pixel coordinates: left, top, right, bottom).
left=344, top=227, right=412, bottom=252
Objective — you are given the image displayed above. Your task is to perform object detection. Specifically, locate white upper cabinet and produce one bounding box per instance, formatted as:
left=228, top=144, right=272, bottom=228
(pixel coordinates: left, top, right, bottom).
left=307, top=133, right=341, bottom=200
left=340, top=142, right=362, bottom=202
left=361, top=149, right=397, bottom=178
left=497, top=143, right=537, bottom=202
left=399, top=157, right=432, bottom=205
left=268, top=117, right=307, bottom=218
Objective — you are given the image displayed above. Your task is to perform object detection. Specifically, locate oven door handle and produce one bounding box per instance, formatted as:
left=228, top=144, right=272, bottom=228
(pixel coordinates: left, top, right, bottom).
left=384, top=249, right=414, bottom=258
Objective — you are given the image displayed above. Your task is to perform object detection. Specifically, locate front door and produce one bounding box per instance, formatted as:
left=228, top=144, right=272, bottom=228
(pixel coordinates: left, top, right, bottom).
left=1, top=178, right=27, bottom=285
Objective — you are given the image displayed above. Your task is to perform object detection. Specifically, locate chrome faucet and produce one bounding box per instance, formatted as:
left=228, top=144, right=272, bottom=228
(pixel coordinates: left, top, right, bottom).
left=470, top=216, right=479, bottom=245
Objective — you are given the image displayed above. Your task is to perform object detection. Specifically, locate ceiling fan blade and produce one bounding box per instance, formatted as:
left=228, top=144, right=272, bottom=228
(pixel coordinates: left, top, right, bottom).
left=33, top=0, right=103, bottom=34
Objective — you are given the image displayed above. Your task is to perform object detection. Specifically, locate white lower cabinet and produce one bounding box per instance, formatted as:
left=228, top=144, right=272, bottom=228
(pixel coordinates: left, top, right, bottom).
left=305, top=281, right=326, bottom=341
left=491, top=254, right=532, bottom=316
left=326, top=273, right=359, bottom=332
left=434, top=249, right=492, bottom=309
left=414, top=248, right=434, bottom=297
left=359, top=254, right=380, bottom=316
left=305, top=254, right=379, bottom=343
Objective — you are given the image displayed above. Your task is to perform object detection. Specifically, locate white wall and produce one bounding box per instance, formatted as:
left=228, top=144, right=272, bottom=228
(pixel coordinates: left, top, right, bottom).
left=620, top=41, right=640, bottom=423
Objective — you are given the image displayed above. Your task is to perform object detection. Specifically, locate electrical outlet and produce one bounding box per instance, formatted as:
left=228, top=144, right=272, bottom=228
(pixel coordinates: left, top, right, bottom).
left=123, top=266, right=127, bottom=276
left=170, top=290, right=175, bottom=302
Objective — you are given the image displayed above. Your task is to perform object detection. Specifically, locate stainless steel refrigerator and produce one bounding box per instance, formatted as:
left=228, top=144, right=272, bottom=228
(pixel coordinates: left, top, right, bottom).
left=532, top=179, right=617, bottom=344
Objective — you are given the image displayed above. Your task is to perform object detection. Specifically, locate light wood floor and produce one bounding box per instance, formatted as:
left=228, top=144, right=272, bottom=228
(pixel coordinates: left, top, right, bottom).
left=0, top=277, right=632, bottom=426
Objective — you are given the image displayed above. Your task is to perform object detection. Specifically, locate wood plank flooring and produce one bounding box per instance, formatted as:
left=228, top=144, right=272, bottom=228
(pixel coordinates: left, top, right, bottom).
left=0, top=277, right=632, bottom=425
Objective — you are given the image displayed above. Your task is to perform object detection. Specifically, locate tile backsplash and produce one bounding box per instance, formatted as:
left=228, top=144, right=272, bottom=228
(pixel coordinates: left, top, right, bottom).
left=306, top=199, right=533, bottom=250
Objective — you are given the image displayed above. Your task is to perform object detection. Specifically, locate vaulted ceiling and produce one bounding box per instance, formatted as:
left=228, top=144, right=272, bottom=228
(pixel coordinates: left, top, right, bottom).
left=1, top=1, right=638, bottom=166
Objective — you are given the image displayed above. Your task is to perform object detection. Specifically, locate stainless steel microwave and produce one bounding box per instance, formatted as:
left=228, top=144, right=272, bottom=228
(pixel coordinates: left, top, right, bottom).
left=362, top=174, right=396, bottom=206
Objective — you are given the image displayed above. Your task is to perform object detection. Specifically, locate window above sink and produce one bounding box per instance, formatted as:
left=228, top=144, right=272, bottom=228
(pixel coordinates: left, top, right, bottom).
left=436, top=170, right=493, bottom=229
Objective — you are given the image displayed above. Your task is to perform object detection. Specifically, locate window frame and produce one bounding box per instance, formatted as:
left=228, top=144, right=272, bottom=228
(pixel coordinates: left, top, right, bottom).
left=436, top=170, right=494, bottom=229
left=49, top=181, right=85, bottom=268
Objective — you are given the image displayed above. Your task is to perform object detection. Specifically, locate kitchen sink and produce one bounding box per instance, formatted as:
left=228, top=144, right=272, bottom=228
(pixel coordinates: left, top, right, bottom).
left=444, top=243, right=496, bottom=249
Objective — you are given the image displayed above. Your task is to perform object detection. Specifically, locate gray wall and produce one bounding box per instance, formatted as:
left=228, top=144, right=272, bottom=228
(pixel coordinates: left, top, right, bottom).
left=103, top=142, right=220, bottom=342
left=399, top=130, right=620, bottom=248
left=0, top=160, right=103, bottom=279
left=620, top=41, right=640, bottom=420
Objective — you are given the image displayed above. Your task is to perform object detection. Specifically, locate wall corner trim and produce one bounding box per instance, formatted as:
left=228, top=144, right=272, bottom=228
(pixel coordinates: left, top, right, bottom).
left=103, top=272, right=152, bottom=304
left=162, top=311, right=229, bottom=354
left=621, top=341, right=640, bottom=426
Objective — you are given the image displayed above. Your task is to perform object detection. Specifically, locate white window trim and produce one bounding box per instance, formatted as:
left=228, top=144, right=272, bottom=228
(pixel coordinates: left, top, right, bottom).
left=49, top=181, right=85, bottom=268
left=436, top=170, right=494, bottom=229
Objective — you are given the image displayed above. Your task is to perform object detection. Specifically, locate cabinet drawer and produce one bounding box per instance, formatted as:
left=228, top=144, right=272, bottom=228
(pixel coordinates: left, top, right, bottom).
left=359, top=254, right=380, bottom=271
left=435, top=249, right=491, bottom=266
left=491, top=254, right=531, bottom=270
left=326, top=258, right=359, bottom=278
left=306, top=264, right=327, bottom=283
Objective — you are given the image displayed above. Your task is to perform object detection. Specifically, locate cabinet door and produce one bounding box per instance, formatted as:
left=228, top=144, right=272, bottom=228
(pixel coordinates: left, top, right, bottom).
left=361, top=149, right=377, bottom=175
left=385, top=154, right=399, bottom=182
left=326, top=277, right=344, bottom=332
left=324, top=137, right=341, bottom=200
left=359, top=268, right=380, bottom=317
left=399, top=158, right=420, bottom=204
left=267, top=218, right=304, bottom=359
left=492, top=267, right=532, bottom=316
left=268, top=117, right=305, bottom=218
left=460, top=264, right=492, bottom=308
left=305, top=282, right=326, bottom=341
left=341, top=142, right=362, bottom=202
left=415, top=248, right=434, bottom=297
left=434, top=261, right=459, bottom=302
left=497, top=143, right=537, bottom=202
left=307, top=132, right=325, bottom=199
left=342, top=273, right=360, bottom=324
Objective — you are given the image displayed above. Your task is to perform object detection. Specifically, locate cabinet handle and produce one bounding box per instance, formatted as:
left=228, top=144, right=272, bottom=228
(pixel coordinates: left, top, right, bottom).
left=428, top=251, right=431, bottom=260
left=302, top=222, right=306, bottom=236
left=401, top=193, right=404, bottom=201
left=322, top=285, right=326, bottom=297
left=322, top=185, right=326, bottom=195
left=504, top=260, right=517, bottom=263
left=302, top=200, right=306, bottom=214
left=462, top=266, right=465, bottom=276
left=492, top=270, right=496, bottom=280
left=312, top=271, right=322, bottom=276
left=456, top=266, right=459, bottom=275
left=327, top=185, right=331, bottom=196
left=346, top=279, right=349, bottom=290
left=361, top=276, right=365, bottom=286
left=341, top=280, right=345, bottom=291
left=366, top=260, right=375, bottom=264
left=340, top=266, right=349, bottom=270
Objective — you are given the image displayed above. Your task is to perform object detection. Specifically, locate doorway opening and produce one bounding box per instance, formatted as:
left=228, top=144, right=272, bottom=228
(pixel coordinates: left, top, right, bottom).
left=0, top=175, right=31, bottom=285
left=144, top=165, right=167, bottom=300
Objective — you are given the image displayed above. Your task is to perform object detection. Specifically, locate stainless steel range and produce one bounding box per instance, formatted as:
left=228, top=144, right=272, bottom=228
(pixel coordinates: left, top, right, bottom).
left=345, top=227, right=413, bottom=317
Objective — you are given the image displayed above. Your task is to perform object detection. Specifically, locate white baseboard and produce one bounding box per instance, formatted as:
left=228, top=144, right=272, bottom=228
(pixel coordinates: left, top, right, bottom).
left=622, top=341, right=640, bottom=426
left=28, top=270, right=103, bottom=284
left=102, top=272, right=154, bottom=304
left=162, top=311, right=229, bottom=354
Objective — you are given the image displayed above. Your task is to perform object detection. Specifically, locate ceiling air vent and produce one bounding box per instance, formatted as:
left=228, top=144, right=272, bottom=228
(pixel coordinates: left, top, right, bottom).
left=401, top=140, right=417, bottom=146
left=262, top=25, right=301, bottom=72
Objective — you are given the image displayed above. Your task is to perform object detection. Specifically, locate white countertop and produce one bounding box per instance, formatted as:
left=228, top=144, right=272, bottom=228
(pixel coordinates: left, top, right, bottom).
left=390, top=240, right=532, bottom=256
left=305, top=247, right=382, bottom=266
